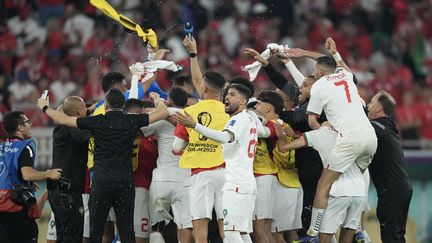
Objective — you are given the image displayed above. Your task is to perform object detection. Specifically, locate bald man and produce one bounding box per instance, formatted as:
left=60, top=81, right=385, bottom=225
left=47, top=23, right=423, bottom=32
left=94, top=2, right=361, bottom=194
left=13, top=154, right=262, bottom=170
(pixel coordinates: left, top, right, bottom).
left=47, top=96, right=91, bottom=243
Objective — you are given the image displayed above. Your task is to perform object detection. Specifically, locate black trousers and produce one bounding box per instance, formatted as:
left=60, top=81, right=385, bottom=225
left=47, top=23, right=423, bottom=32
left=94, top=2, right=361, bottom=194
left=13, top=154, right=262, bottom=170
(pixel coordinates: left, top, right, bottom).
left=0, top=209, right=38, bottom=243
left=377, top=190, right=412, bottom=243
left=297, top=159, right=322, bottom=233
left=89, top=177, right=135, bottom=243
left=48, top=189, right=84, bottom=243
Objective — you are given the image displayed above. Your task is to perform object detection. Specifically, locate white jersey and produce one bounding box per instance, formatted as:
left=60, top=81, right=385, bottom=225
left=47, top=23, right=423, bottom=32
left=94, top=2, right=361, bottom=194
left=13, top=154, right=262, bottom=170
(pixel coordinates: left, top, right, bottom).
left=307, top=70, right=373, bottom=134
left=304, top=126, right=366, bottom=197
left=141, top=120, right=190, bottom=182
left=222, top=110, right=258, bottom=193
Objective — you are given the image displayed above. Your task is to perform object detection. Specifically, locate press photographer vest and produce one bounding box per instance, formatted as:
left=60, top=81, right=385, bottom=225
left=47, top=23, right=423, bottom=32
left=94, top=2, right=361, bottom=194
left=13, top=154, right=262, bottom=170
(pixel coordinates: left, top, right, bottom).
left=0, top=139, right=36, bottom=212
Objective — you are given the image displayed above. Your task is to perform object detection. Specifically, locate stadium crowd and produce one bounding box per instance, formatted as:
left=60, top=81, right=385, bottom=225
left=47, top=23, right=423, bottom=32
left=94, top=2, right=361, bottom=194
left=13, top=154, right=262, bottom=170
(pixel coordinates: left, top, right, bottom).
left=0, top=0, right=432, bottom=146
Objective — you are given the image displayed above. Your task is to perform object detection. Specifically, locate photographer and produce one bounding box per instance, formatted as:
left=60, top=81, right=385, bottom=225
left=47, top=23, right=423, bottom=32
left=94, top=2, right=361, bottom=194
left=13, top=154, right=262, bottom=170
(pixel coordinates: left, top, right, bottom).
left=0, top=111, right=62, bottom=243
left=48, top=96, right=91, bottom=243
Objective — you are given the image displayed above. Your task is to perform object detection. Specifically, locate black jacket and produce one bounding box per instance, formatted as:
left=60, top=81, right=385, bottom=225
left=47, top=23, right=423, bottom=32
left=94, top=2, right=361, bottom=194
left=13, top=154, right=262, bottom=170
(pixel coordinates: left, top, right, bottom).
left=369, top=117, right=412, bottom=196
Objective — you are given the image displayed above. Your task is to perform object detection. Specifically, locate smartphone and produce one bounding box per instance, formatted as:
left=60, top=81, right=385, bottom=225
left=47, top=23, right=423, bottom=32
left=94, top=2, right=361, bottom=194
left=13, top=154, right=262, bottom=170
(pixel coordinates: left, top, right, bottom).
left=42, top=90, right=49, bottom=99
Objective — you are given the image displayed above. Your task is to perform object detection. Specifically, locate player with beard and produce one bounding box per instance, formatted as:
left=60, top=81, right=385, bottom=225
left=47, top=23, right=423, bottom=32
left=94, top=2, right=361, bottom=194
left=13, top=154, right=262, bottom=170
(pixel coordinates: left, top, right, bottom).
left=175, top=83, right=262, bottom=243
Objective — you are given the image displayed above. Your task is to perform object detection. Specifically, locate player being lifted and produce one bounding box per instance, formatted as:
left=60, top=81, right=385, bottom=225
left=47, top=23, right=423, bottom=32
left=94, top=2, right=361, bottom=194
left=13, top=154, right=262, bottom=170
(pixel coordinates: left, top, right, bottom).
left=293, top=38, right=377, bottom=241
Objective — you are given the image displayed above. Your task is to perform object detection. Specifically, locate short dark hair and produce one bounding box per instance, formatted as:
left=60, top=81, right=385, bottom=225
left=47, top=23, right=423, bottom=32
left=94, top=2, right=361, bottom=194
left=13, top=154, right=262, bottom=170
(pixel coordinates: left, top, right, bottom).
left=102, top=72, right=125, bottom=93
left=203, top=71, right=226, bottom=92
left=226, top=83, right=252, bottom=101
left=142, top=100, right=155, bottom=109
left=124, top=98, right=144, bottom=112
left=316, top=56, right=337, bottom=72
left=228, top=76, right=255, bottom=96
left=377, top=90, right=396, bottom=116
left=169, top=87, right=188, bottom=108
left=3, top=111, right=25, bottom=134
left=172, top=76, right=192, bottom=87
left=257, top=90, right=284, bottom=115
left=105, top=89, right=125, bottom=109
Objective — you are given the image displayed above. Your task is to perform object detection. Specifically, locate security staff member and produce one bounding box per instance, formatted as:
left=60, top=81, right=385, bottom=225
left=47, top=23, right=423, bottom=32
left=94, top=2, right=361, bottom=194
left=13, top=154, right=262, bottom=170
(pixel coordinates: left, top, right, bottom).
left=48, top=96, right=91, bottom=243
left=37, top=89, right=168, bottom=243
left=367, top=90, right=412, bottom=243
left=0, top=111, right=62, bottom=243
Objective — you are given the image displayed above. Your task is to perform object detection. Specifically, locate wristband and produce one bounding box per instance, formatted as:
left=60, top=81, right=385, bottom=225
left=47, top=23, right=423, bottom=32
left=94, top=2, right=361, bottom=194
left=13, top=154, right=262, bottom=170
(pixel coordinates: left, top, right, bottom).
left=42, top=106, right=49, bottom=113
left=332, top=52, right=342, bottom=62
left=189, top=52, right=197, bottom=58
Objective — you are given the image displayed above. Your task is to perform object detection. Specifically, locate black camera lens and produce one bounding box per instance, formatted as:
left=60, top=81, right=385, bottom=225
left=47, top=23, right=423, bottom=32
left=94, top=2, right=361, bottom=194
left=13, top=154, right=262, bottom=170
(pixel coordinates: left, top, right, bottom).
left=22, top=190, right=36, bottom=206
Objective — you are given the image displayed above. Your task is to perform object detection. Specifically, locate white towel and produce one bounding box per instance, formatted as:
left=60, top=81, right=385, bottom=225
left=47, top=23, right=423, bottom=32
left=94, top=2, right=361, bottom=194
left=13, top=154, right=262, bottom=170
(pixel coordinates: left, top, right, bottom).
left=129, top=60, right=183, bottom=99
left=242, top=43, right=289, bottom=81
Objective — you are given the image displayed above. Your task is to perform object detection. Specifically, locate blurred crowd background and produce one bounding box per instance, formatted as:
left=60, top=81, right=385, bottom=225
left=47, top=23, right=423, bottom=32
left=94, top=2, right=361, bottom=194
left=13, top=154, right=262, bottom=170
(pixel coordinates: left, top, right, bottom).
left=1, top=0, right=432, bottom=146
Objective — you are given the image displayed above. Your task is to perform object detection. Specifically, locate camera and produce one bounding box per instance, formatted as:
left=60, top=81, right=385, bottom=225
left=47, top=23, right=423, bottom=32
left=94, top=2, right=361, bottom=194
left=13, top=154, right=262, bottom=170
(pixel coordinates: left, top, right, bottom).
left=11, top=184, right=36, bottom=207
left=47, top=177, right=71, bottom=192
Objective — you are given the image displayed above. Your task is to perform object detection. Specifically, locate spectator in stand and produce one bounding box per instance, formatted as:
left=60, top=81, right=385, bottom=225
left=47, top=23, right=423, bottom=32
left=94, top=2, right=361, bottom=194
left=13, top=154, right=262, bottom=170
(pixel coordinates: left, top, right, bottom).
left=37, top=0, right=65, bottom=26
left=45, top=18, right=67, bottom=54
left=7, top=5, right=46, bottom=56
left=63, top=3, right=94, bottom=56
left=14, top=38, right=47, bottom=84
left=82, top=63, right=104, bottom=103
left=0, top=19, right=17, bottom=75
left=8, top=69, right=37, bottom=110
left=49, top=65, right=78, bottom=106
left=84, top=22, right=114, bottom=68
left=395, top=91, right=421, bottom=148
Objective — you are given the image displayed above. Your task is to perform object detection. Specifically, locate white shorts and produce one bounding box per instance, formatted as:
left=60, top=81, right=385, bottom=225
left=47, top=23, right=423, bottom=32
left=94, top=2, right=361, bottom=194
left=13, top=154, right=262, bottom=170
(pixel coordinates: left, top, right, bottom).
left=254, top=175, right=277, bottom=220
left=107, top=208, right=116, bottom=221
left=222, top=190, right=256, bottom=233
left=320, top=196, right=365, bottom=234
left=190, top=168, right=225, bottom=220
left=47, top=212, right=57, bottom=241
left=134, top=187, right=150, bottom=238
left=150, top=180, right=192, bottom=229
left=271, top=182, right=303, bottom=232
left=363, top=170, right=371, bottom=212
left=326, top=129, right=377, bottom=173
left=82, top=193, right=90, bottom=238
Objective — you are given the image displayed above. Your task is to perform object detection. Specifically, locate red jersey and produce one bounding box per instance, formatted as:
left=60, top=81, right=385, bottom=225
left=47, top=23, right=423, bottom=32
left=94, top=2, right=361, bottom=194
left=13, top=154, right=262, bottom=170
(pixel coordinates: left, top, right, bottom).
left=133, top=137, right=158, bottom=189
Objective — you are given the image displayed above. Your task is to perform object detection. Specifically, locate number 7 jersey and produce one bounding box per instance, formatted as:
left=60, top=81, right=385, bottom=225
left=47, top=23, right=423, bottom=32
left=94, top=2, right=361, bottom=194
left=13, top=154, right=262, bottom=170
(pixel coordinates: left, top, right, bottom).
left=307, top=70, right=373, bottom=134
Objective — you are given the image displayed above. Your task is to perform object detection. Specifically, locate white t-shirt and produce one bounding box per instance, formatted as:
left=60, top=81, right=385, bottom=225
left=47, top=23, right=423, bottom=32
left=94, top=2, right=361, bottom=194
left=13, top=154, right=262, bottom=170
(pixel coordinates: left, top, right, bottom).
left=307, top=70, right=373, bottom=134
left=141, top=120, right=190, bottom=182
left=222, top=110, right=257, bottom=193
left=305, top=126, right=366, bottom=197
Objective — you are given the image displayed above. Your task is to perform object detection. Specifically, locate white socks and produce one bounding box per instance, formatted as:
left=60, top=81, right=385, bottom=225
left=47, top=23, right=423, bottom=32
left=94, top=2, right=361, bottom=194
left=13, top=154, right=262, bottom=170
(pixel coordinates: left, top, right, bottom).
left=241, top=233, right=253, bottom=243
left=307, top=207, right=325, bottom=236
left=149, top=232, right=165, bottom=243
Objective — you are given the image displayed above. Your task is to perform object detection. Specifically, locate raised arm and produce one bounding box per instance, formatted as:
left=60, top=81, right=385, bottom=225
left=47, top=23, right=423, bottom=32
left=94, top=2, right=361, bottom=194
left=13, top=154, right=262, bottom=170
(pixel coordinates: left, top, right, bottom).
left=37, top=96, right=78, bottom=128
left=148, top=92, right=169, bottom=124
left=284, top=48, right=324, bottom=60
left=183, top=36, right=204, bottom=98
left=325, top=37, right=352, bottom=73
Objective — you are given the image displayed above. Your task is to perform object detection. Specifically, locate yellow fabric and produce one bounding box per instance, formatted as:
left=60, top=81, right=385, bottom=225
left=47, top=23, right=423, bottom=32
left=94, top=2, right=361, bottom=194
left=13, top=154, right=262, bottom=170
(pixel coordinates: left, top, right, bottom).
left=253, top=121, right=278, bottom=175
left=179, top=100, right=229, bottom=169
left=131, top=139, right=139, bottom=172
left=86, top=103, right=105, bottom=169
left=272, top=121, right=301, bottom=188
left=90, top=0, right=158, bottom=48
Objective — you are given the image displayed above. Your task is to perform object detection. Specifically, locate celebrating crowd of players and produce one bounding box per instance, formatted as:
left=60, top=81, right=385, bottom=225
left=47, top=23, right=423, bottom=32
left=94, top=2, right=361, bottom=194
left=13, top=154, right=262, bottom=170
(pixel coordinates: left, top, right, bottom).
left=1, top=32, right=412, bottom=243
